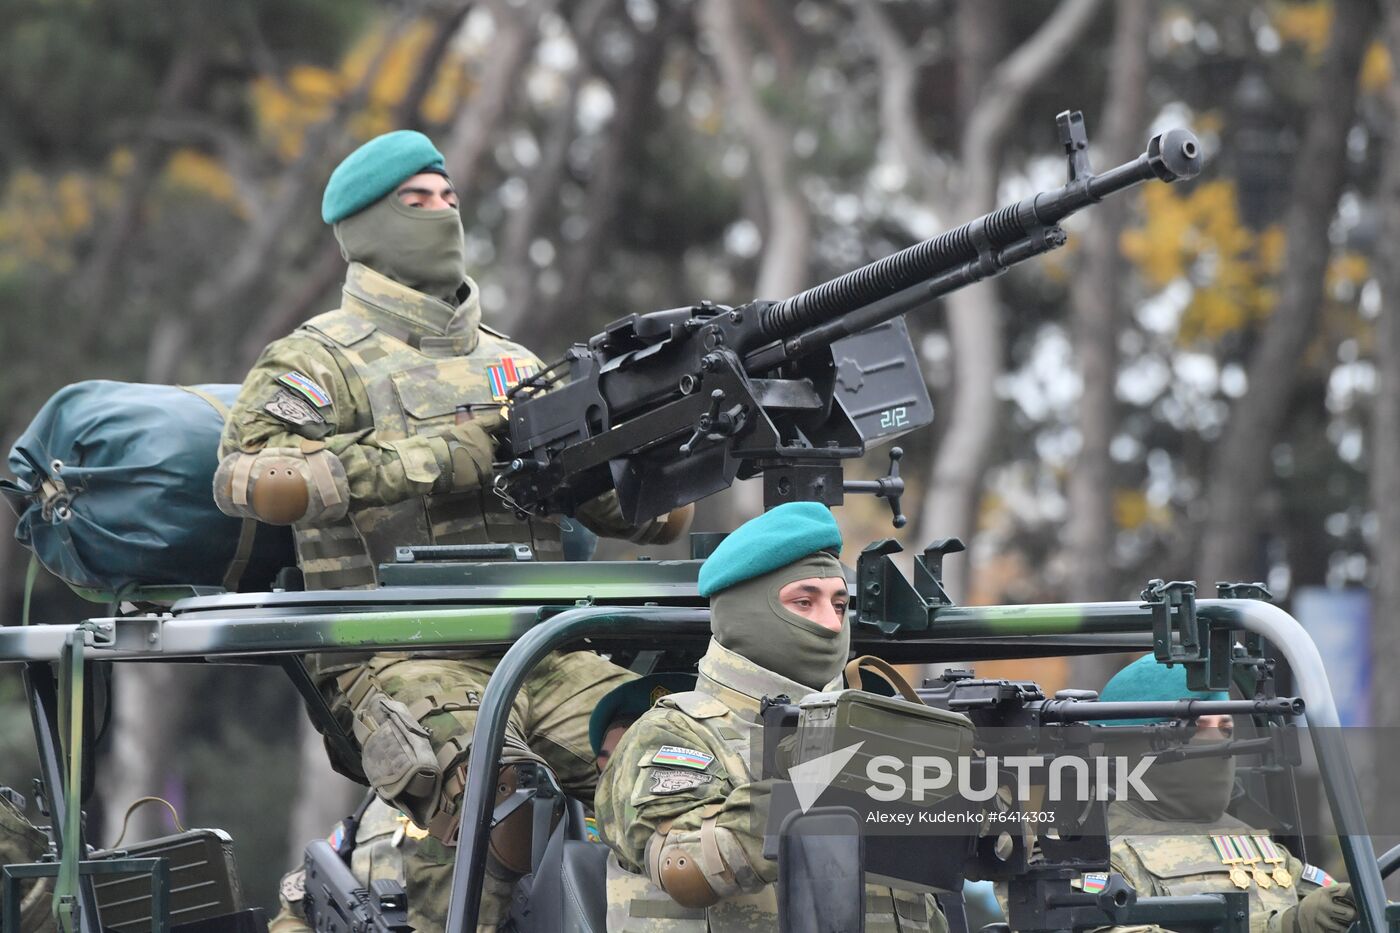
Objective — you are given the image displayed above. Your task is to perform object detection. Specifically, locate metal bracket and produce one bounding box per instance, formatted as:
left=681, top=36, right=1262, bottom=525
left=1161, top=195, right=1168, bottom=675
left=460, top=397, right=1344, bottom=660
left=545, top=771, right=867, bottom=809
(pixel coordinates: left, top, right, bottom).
left=1216, top=582, right=1274, bottom=602
left=81, top=618, right=162, bottom=653
left=855, top=540, right=932, bottom=634
left=3, top=858, right=169, bottom=933
left=1140, top=579, right=1230, bottom=692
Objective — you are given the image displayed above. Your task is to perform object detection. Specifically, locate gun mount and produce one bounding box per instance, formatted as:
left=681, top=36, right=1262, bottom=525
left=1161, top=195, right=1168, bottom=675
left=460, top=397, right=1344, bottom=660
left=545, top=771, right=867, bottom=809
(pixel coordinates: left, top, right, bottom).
left=496, top=111, right=1202, bottom=525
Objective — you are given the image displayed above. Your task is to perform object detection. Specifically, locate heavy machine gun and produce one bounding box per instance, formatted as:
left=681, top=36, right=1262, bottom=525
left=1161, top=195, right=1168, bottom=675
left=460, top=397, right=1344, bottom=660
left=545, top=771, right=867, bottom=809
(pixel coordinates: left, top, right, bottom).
left=495, top=111, right=1202, bottom=526
left=754, top=662, right=1305, bottom=933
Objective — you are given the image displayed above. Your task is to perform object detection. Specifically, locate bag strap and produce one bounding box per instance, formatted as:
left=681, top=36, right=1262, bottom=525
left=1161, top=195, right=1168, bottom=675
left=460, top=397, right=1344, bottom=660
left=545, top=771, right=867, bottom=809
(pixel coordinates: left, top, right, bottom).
left=178, top=385, right=257, bottom=593
left=843, top=655, right=922, bottom=704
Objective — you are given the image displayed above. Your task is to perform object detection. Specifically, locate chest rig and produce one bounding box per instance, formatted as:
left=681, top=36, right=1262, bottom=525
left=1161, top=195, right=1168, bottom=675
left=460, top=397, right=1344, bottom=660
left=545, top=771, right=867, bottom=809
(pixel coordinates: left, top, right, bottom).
left=294, top=305, right=563, bottom=590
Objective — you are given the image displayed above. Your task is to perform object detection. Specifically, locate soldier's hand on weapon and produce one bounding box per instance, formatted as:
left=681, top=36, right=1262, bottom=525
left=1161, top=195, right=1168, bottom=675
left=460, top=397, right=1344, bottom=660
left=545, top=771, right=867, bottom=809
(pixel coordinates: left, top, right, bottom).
left=454, top=403, right=508, bottom=436
left=632, top=503, right=694, bottom=546
left=1290, top=882, right=1355, bottom=933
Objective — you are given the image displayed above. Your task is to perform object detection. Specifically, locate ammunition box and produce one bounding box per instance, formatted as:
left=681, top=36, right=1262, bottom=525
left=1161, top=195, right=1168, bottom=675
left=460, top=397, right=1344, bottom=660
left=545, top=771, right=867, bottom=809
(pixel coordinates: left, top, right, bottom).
left=793, top=689, right=977, bottom=806
left=91, top=829, right=243, bottom=932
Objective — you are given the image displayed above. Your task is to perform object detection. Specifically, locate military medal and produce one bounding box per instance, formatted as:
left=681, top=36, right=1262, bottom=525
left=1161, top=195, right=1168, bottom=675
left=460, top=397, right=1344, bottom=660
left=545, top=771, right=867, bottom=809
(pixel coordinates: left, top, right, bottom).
left=1235, top=835, right=1272, bottom=888
left=1211, top=835, right=1251, bottom=889
left=1254, top=835, right=1293, bottom=888
left=486, top=357, right=538, bottom=402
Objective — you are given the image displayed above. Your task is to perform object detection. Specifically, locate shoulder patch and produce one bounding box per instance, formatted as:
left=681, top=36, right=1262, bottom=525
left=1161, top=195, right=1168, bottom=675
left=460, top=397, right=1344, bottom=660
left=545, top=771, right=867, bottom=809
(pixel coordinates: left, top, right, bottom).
left=265, top=389, right=326, bottom=426
left=651, top=745, right=715, bottom=770
left=649, top=769, right=713, bottom=796
left=302, top=310, right=376, bottom=347
left=280, top=868, right=306, bottom=904
left=661, top=691, right=728, bottom=720
left=277, top=371, right=332, bottom=407
left=1301, top=864, right=1336, bottom=887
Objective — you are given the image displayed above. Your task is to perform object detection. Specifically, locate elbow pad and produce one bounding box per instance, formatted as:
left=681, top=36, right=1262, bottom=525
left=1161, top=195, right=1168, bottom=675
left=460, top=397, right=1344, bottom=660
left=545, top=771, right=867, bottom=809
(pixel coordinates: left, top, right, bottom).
left=214, top=446, right=350, bottom=525
left=645, top=815, right=765, bottom=908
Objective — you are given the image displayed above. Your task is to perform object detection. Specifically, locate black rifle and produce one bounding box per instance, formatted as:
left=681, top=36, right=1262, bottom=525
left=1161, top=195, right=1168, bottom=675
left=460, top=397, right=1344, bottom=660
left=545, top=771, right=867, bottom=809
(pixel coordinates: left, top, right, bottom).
left=301, top=840, right=412, bottom=933
left=497, top=111, right=1202, bottom=526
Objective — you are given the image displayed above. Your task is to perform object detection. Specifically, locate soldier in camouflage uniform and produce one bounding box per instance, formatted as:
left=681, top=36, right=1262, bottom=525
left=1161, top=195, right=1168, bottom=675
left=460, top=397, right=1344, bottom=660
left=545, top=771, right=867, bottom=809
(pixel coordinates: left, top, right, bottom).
left=0, top=794, right=52, bottom=933
left=1096, top=655, right=1355, bottom=933
left=214, top=130, right=683, bottom=930
left=594, top=503, right=947, bottom=932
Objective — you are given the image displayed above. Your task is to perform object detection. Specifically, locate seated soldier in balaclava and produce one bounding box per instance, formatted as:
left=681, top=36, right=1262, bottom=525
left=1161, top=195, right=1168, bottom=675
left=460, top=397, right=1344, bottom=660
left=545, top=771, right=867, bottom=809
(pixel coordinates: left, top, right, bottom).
left=593, top=502, right=948, bottom=932
left=1098, top=654, right=1355, bottom=933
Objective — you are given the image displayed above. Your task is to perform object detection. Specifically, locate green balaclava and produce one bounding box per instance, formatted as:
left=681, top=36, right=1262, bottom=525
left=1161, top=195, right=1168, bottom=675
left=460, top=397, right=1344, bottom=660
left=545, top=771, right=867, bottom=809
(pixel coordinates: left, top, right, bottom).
left=334, top=193, right=467, bottom=302
left=1125, top=735, right=1236, bottom=823
left=709, top=552, right=850, bottom=691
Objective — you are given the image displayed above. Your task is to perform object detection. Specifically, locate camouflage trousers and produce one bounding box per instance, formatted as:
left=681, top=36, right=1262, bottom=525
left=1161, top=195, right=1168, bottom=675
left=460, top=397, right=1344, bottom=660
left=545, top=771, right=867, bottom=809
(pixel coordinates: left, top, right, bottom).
left=334, top=650, right=633, bottom=930
left=0, top=796, right=51, bottom=933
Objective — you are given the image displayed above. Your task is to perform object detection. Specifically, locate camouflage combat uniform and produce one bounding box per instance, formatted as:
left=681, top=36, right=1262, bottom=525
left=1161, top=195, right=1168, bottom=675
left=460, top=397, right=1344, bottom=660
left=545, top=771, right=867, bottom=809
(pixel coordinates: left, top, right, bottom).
left=594, top=639, right=947, bottom=933
left=0, top=796, right=52, bottom=933
left=220, top=262, right=640, bottom=928
left=271, top=797, right=424, bottom=933
left=1107, top=803, right=1327, bottom=933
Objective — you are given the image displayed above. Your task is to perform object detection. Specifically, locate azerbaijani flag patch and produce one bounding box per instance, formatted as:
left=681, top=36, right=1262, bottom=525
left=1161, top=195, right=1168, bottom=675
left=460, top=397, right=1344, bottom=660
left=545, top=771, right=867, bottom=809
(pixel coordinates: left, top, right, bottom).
left=278, top=371, right=332, bottom=407
left=651, top=745, right=715, bottom=770
left=1080, top=873, right=1108, bottom=894
left=487, top=356, right=537, bottom=401
left=1301, top=864, right=1336, bottom=887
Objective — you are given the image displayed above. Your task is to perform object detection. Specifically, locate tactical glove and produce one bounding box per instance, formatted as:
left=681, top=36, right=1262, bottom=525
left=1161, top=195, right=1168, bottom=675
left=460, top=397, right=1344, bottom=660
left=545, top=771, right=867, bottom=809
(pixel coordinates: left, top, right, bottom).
left=1289, top=883, right=1355, bottom=933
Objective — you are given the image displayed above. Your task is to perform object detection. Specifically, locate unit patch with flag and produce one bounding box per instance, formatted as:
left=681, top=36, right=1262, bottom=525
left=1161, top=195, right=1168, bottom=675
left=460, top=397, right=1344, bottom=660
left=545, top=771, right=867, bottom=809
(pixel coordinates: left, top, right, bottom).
left=1301, top=864, right=1336, bottom=887
left=277, top=371, right=332, bottom=407
left=650, top=769, right=713, bottom=795
left=1080, top=873, right=1108, bottom=894
left=265, top=389, right=326, bottom=427
left=651, top=745, right=715, bottom=770
left=486, top=357, right=537, bottom=402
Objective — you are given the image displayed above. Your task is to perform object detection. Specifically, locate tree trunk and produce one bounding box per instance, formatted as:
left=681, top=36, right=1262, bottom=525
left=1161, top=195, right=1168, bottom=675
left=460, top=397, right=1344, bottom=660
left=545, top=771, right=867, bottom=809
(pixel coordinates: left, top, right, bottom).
left=1367, top=0, right=1400, bottom=846
left=440, top=0, right=554, bottom=186
left=699, top=0, right=809, bottom=299
left=545, top=3, right=686, bottom=334
left=918, top=0, right=1104, bottom=600
left=1195, top=0, right=1377, bottom=584
left=101, top=665, right=186, bottom=846
left=78, top=42, right=207, bottom=308
left=494, top=0, right=614, bottom=333
left=1066, top=0, right=1151, bottom=604
left=285, top=716, right=363, bottom=867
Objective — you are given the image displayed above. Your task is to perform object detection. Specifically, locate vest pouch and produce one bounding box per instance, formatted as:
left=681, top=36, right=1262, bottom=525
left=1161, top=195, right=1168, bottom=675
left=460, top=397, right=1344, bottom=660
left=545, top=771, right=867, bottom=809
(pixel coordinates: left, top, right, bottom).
left=1119, top=834, right=1301, bottom=921
left=391, top=358, right=497, bottom=436
left=354, top=694, right=441, bottom=825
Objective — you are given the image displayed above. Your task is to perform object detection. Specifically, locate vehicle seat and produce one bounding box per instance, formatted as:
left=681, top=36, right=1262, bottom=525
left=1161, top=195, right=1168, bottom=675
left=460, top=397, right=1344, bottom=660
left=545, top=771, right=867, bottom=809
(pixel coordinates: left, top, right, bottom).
left=511, top=799, right=609, bottom=933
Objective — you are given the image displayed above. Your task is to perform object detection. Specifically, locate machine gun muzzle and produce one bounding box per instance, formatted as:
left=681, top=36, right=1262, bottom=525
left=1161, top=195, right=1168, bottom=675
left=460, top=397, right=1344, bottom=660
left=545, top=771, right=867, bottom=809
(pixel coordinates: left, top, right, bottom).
left=751, top=112, right=1203, bottom=360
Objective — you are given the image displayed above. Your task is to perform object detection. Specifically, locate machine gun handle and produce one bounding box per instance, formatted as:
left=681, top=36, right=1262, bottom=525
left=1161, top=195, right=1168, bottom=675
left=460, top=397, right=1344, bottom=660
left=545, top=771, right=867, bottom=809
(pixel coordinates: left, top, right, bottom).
left=843, top=447, right=906, bottom=529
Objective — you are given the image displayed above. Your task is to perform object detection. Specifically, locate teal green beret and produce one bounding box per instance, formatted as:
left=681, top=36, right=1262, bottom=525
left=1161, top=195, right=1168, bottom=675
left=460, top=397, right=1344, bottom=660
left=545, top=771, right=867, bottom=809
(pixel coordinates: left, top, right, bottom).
left=1097, top=653, right=1228, bottom=725
left=322, top=130, right=447, bottom=224
left=697, top=502, right=842, bottom=597
left=589, top=673, right=698, bottom=756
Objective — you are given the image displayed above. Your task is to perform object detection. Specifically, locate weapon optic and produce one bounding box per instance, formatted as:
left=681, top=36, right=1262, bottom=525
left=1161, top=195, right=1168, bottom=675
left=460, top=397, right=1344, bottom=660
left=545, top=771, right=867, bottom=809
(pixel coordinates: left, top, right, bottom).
left=496, top=110, right=1202, bottom=525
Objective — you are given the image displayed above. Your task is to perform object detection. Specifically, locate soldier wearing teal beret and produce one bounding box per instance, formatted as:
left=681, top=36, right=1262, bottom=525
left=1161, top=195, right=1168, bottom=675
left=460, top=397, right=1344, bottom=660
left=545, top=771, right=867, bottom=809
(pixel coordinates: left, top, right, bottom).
left=1098, top=654, right=1354, bottom=933
left=594, top=503, right=948, bottom=932
left=221, top=130, right=692, bottom=932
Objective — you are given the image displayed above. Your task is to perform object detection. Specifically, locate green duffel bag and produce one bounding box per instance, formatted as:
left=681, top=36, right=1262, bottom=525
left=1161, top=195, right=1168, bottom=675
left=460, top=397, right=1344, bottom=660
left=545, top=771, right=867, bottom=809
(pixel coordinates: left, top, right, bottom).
left=2, top=381, right=294, bottom=602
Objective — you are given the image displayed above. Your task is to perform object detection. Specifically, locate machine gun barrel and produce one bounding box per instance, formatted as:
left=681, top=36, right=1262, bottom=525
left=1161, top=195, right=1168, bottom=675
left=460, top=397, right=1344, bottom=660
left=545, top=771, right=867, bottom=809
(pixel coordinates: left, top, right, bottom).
left=1037, top=696, right=1303, bottom=723
left=746, top=120, right=1201, bottom=368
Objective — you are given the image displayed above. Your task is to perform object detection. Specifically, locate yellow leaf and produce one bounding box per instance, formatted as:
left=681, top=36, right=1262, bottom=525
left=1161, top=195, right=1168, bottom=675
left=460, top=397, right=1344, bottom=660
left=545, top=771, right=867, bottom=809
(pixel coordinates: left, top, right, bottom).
left=1274, top=3, right=1332, bottom=58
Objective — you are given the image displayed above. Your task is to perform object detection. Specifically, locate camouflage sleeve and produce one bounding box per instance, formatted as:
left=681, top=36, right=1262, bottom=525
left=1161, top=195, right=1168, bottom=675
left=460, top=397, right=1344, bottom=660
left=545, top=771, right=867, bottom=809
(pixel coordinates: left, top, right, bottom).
left=593, top=709, right=776, bottom=890
left=221, top=336, right=498, bottom=509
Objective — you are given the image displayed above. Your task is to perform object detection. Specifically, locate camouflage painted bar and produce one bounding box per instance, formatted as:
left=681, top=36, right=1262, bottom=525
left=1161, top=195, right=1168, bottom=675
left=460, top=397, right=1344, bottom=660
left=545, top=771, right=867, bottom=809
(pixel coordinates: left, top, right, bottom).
left=0, top=605, right=568, bottom=663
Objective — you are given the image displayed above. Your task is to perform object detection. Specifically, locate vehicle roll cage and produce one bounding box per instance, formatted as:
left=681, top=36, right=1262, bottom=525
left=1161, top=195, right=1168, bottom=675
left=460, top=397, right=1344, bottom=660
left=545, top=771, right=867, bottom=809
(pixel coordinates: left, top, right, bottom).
left=0, top=549, right=1394, bottom=932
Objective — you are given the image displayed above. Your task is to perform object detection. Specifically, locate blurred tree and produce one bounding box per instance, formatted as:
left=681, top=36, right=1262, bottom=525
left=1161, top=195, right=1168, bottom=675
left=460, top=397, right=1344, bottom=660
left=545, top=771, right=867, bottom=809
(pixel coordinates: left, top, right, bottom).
left=1196, top=0, right=1377, bottom=584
